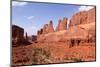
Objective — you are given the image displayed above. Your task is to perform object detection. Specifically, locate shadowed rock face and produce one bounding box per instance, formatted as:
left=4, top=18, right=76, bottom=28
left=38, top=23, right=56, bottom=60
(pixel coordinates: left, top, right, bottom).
left=12, top=25, right=24, bottom=45
left=37, top=28, right=43, bottom=35
left=37, top=30, right=40, bottom=35
left=69, top=7, right=96, bottom=27
left=12, top=25, right=32, bottom=46
left=43, top=24, right=49, bottom=34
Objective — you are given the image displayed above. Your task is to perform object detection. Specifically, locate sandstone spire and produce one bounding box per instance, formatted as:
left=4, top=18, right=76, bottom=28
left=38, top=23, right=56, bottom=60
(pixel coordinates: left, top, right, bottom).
left=56, top=17, right=67, bottom=31
left=62, top=17, right=67, bottom=30
left=25, top=32, right=28, bottom=40
left=48, top=20, right=54, bottom=33
left=37, top=30, right=40, bottom=35
left=43, top=24, right=49, bottom=34
left=56, top=19, right=62, bottom=31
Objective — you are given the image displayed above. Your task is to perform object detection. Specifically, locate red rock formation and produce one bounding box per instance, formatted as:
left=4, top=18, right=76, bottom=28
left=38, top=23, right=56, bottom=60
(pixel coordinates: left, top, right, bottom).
left=69, top=7, right=96, bottom=27
left=12, top=25, right=24, bottom=45
left=40, top=28, right=43, bottom=34
left=56, top=19, right=62, bottom=31
left=48, top=20, right=54, bottom=33
left=37, top=30, right=40, bottom=35
left=62, top=17, right=67, bottom=30
left=87, top=7, right=96, bottom=23
left=56, top=17, right=67, bottom=31
left=43, top=24, right=49, bottom=34
left=69, top=11, right=87, bottom=27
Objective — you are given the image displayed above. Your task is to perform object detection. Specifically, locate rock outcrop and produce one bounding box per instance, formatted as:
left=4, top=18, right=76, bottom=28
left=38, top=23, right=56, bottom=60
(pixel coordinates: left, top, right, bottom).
left=56, top=19, right=62, bottom=31
left=69, top=7, right=96, bottom=27
left=12, top=25, right=24, bottom=46
left=87, top=7, right=96, bottom=23
left=48, top=20, right=54, bottom=33
left=56, top=17, right=67, bottom=31
left=37, top=7, right=96, bottom=46
left=43, top=24, right=49, bottom=34
left=37, top=20, right=54, bottom=35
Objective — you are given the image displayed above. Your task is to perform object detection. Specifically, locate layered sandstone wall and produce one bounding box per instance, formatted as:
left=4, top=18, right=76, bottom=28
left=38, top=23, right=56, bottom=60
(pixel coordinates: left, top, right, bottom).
left=87, top=7, right=96, bottom=23
left=69, top=7, right=96, bottom=27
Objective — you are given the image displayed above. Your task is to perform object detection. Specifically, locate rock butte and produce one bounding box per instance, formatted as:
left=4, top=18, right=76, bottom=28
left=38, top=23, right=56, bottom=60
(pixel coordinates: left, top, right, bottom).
left=12, top=25, right=24, bottom=46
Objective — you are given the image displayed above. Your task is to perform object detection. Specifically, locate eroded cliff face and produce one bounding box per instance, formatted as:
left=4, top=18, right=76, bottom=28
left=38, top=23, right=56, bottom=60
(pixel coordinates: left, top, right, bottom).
left=69, top=11, right=87, bottom=27
left=87, top=7, right=96, bottom=23
left=69, top=7, right=96, bottom=27
left=37, top=7, right=96, bottom=44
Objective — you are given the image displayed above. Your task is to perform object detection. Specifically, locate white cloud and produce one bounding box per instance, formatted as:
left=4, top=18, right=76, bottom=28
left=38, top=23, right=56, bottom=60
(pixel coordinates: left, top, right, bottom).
left=24, top=16, right=35, bottom=24
left=12, top=1, right=28, bottom=6
left=24, top=16, right=34, bottom=20
left=27, top=16, right=34, bottom=20
left=78, top=6, right=94, bottom=11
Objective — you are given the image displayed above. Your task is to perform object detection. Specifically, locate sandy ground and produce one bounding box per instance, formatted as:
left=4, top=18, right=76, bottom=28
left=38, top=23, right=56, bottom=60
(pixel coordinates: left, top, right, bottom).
left=12, top=42, right=96, bottom=66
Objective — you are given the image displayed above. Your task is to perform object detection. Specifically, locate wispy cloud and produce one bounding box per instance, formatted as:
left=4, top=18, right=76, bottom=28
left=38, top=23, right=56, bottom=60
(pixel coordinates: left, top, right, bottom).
left=12, top=1, right=28, bottom=7
left=24, top=16, right=35, bottom=24
left=27, top=16, right=34, bottom=20
left=78, top=6, right=94, bottom=11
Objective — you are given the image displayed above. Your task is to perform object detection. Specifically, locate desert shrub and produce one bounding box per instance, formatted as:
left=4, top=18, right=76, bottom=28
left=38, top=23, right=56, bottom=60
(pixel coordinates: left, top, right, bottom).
left=32, top=48, right=51, bottom=64
left=71, top=58, right=82, bottom=62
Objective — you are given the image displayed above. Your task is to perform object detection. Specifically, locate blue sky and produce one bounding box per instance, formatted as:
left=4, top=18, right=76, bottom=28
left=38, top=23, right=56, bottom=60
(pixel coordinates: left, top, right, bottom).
left=12, top=1, right=94, bottom=35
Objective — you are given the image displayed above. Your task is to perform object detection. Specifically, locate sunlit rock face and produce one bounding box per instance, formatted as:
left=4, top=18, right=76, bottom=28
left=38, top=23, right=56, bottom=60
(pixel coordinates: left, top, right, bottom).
left=69, top=7, right=96, bottom=27
left=37, top=7, right=96, bottom=43
left=56, top=17, right=67, bottom=31
left=87, top=7, right=96, bottom=23
left=48, top=20, right=54, bottom=33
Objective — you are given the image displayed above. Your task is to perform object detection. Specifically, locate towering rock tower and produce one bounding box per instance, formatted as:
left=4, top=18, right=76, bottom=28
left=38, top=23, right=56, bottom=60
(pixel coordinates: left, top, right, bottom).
left=56, top=17, right=67, bottom=31
left=62, top=17, right=67, bottom=30
left=25, top=32, right=28, bottom=40
left=56, top=19, right=62, bottom=31
left=48, top=20, right=54, bottom=33
left=43, top=24, right=49, bottom=34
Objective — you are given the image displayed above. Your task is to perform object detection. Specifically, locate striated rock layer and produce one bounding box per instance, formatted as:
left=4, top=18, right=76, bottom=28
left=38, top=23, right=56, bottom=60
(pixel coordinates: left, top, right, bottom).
left=69, top=7, right=96, bottom=27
